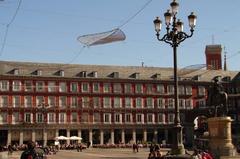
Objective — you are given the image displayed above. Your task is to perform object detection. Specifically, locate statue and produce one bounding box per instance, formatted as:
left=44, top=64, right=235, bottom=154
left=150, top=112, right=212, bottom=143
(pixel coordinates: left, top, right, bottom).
left=207, top=79, right=228, bottom=117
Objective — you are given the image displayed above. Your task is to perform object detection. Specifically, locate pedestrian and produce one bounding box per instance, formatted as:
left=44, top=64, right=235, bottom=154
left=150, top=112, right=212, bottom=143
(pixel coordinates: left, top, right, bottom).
left=7, top=144, right=13, bottom=155
left=20, top=141, right=43, bottom=159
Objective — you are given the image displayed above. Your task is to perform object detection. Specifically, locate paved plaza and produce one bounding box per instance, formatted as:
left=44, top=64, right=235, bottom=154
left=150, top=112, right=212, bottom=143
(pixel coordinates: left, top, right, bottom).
left=0, top=148, right=165, bottom=159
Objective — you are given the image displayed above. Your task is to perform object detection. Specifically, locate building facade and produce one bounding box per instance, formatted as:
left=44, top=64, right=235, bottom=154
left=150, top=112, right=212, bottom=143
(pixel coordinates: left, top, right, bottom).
left=0, top=60, right=239, bottom=147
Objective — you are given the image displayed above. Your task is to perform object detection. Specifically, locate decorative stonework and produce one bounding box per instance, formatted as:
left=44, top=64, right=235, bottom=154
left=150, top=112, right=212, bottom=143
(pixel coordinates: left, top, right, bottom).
left=208, top=117, right=236, bottom=158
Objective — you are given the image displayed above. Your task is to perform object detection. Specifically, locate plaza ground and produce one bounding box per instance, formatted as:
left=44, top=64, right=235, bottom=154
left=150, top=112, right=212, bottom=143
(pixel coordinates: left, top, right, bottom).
left=1, top=148, right=239, bottom=159
left=0, top=148, right=168, bottom=159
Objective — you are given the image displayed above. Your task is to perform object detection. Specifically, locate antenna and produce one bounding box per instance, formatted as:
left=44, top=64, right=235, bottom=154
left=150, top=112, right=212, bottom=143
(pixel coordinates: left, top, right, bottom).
left=211, top=35, right=215, bottom=44
left=224, top=46, right=227, bottom=71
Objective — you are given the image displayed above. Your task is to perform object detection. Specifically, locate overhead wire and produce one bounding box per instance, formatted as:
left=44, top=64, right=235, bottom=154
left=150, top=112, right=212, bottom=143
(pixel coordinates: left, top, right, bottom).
left=68, top=0, right=153, bottom=64
left=0, top=0, right=22, bottom=56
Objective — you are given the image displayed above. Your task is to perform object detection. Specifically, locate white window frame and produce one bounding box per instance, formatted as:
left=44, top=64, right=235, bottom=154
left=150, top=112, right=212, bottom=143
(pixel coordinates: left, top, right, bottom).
left=103, top=97, right=111, bottom=108
left=136, top=97, right=143, bottom=108
left=136, top=113, right=144, bottom=124
left=36, top=81, right=45, bottom=92
left=158, top=113, right=165, bottom=124
left=93, top=83, right=100, bottom=93
left=156, top=84, right=164, bottom=94
left=124, top=83, right=132, bottom=93
left=104, top=113, right=111, bottom=124
left=157, top=98, right=165, bottom=108
left=70, top=82, right=78, bottom=92
left=12, top=80, right=21, bottom=91
left=81, top=82, right=89, bottom=92
left=147, top=113, right=155, bottom=123
left=48, top=81, right=56, bottom=92
left=114, top=113, right=122, bottom=123
left=125, top=97, right=132, bottom=108
left=0, top=80, right=9, bottom=91
left=167, top=85, right=174, bottom=95
left=59, top=82, right=67, bottom=92
left=125, top=113, right=132, bottom=123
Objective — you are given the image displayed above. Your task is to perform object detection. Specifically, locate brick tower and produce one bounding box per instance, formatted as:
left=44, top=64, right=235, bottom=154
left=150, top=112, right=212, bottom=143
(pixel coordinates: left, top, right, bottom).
left=205, top=45, right=222, bottom=70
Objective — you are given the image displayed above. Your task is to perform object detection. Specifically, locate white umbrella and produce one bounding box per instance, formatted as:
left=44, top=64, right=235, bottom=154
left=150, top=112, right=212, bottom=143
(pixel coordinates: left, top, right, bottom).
left=69, top=136, right=82, bottom=140
left=55, top=136, right=68, bottom=140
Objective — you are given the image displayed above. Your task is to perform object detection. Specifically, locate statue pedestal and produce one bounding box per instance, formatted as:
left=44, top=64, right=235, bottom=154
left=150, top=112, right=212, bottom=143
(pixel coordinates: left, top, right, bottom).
left=208, top=117, right=236, bottom=158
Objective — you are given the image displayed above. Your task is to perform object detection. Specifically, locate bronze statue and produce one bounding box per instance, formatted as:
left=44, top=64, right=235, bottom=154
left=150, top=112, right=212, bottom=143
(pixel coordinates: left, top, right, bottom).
left=207, top=79, right=228, bottom=117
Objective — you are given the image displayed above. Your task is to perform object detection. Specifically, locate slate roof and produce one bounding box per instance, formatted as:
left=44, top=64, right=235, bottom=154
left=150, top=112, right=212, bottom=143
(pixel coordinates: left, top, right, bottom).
left=0, top=60, right=238, bottom=82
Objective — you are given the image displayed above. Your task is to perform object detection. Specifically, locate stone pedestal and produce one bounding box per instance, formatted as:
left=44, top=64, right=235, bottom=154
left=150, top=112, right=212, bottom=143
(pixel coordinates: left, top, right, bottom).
left=208, top=117, right=236, bottom=158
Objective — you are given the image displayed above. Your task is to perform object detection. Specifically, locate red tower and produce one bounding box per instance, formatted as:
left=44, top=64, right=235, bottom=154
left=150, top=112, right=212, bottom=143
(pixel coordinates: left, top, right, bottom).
left=205, top=45, right=222, bottom=70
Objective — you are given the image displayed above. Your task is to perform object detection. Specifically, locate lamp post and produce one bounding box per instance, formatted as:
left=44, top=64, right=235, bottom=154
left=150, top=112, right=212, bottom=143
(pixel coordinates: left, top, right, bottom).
left=39, top=101, right=49, bottom=147
left=153, top=0, right=196, bottom=155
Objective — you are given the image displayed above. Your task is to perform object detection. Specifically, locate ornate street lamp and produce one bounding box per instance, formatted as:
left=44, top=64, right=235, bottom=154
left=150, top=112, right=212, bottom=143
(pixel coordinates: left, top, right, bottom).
left=39, top=101, right=49, bottom=147
left=153, top=0, right=196, bottom=156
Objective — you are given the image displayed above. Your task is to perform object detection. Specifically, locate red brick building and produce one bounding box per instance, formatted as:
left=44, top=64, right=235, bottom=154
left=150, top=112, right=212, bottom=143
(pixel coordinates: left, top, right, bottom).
left=0, top=45, right=239, bottom=147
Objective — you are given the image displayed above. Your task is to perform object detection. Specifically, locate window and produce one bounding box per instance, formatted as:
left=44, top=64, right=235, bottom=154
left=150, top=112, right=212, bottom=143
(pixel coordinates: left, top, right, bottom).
left=147, top=113, right=154, bottom=123
left=36, top=113, right=43, bottom=123
left=168, top=114, right=175, bottom=123
left=178, top=85, right=185, bottom=95
left=71, top=97, right=78, bottom=108
left=114, top=97, right=121, bottom=108
left=12, top=81, right=21, bottom=91
left=48, top=113, right=55, bottom=123
left=13, top=96, right=20, bottom=107
left=179, top=99, right=185, bottom=109
left=59, top=113, right=66, bottom=123
left=113, top=83, right=121, bottom=93
left=0, top=80, right=9, bottom=91
left=59, top=82, right=67, bottom=92
left=103, top=97, right=111, bottom=108
left=103, top=83, right=111, bottom=93
left=197, top=99, right=206, bottom=108
left=167, top=85, right=174, bottom=95
left=36, top=96, right=44, bottom=107
left=125, top=97, right=132, bottom=108
left=59, top=96, right=67, bottom=108
left=71, top=112, right=78, bottom=123
left=158, top=113, right=165, bottom=123
left=12, top=112, right=19, bottom=124
left=24, top=96, right=32, bottom=107
left=36, top=81, right=45, bottom=92
left=124, top=83, right=132, bottom=93
left=48, top=96, right=55, bottom=107
left=125, top=113, right=132, bottom=123
left=136, top=113, right=144, bottom=123
left=104, top=113, right=111, bottom=123
left=70, top=82, right=78, bottom=92
left=167, top=98, right=174, bottom=109
left=135, top=98, right=142, bottom=108
left=198, top=86, right=205, bottom=96
left=146, top=98, right=154, bottom=108
left=186, top=86, right=192, bottom=95
left=24, top=113, right=32, bottom=123
left=82, top=82, right=89, bottom=92
left=81, top=113, right=88, bottom=123
left=93, top=97, right=100, bottom=108
left=82, top=97, right=89, bottom=108
left=0, top=112, right=7, bottom=123
left=115, top=113, right=122, bottom=123
left=93, top=83, right=100, bottom=93
left=93, top=113, right=100, bottom=123
left=24, top=81, right=33, bottom=92
left=146, top=84, right=153, bottom=94
left=156, top=98, right=165, bottom=108
left=48, top=82, right=56, bottom=92
left=185, top=99, right=193, bottom=109
left=135, top=84, right=143, bottom=93
left=0, top=96, right=8, bottom=107
left=156, top=84, right=164, bottom=94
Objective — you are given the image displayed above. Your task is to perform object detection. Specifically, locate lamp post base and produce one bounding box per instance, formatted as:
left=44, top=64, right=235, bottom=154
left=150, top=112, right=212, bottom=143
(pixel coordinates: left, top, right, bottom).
left=170, top=125, right=185, bottom=155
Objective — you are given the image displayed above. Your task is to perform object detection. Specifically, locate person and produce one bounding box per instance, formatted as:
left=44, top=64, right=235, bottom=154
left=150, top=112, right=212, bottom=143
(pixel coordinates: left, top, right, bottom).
left=8, top=144, right=13, bottom=155
left=20, top=141, right=43, bottom=159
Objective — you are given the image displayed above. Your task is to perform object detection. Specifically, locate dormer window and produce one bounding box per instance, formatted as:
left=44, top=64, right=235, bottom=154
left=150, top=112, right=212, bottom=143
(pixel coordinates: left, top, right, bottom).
left=113, top=72, right=119, bottom=78
left=131, top=73, right=140, bottom=79
left=13, top=69, right=19, bottom=75
left=152, top=73, right=161, bottom=79
left=92, top=71, right=98, bottom=78
left=37, top=70, right=42, bottom=76
left=59, top=70, right=64, bottom=77
left=79, top=71, right=87, bottom=78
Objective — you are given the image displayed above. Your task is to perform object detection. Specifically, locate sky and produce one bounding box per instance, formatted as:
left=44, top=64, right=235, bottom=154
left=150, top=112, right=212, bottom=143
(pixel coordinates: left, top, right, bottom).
left=0, top=0, right=240, bottom=71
